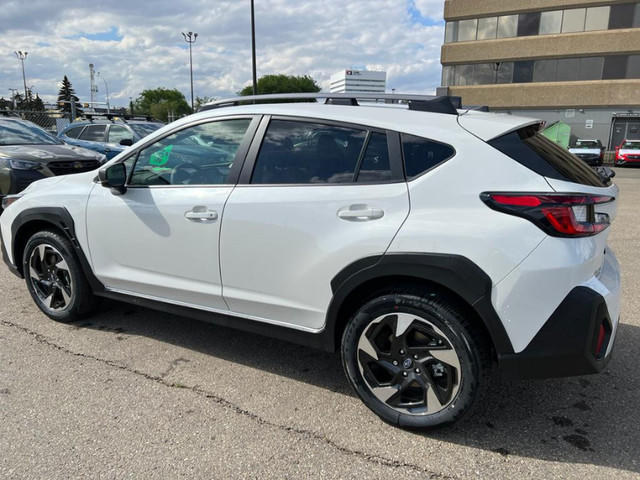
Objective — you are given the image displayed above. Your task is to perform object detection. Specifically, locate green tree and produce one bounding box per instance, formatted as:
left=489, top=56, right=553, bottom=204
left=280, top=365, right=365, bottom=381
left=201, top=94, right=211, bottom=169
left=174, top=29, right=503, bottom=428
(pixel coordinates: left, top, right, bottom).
left=57, top=75, right=83, bottom=116
left=134, top=88, right=191, bottom=122
left=238, top=74, right=321, bottom=96
left=194, top=95, right=216, bottom=111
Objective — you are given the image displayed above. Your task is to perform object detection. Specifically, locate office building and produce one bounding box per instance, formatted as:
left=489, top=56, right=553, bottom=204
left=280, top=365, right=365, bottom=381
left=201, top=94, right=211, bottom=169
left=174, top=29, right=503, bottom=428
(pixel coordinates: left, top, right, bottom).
left=439, top=0, right=640, bottom=148
left=330, top=70, right=387, bottom=94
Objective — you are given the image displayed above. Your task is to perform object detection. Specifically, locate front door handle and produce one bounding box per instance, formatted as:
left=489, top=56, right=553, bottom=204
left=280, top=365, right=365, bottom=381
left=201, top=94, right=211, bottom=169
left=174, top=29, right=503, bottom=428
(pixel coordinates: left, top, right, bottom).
left=338, top=204, right=385, bottom=222
left=185, top=206, right=218, bottom=223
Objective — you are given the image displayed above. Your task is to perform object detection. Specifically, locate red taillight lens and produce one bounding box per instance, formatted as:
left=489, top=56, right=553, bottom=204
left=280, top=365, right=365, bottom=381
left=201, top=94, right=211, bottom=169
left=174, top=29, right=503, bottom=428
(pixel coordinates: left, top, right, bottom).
left=481, top=193, right=613, bottom=237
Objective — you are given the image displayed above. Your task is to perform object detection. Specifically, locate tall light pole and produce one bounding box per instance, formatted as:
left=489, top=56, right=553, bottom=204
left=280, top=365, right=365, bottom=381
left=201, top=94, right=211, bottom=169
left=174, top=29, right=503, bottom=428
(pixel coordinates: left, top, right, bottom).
left=181, top=31, right=198, bottom=112
left=14, top=51, right=28, bottom=101
left=251, top=0, right=258, bottom=95
left=97, top=72, right=111, bottom=113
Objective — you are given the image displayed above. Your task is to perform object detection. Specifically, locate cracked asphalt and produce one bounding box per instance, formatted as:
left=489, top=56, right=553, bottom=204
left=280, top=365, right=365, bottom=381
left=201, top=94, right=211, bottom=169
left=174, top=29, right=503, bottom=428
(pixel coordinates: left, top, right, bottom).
left=1, top=168, right=639, bottom=479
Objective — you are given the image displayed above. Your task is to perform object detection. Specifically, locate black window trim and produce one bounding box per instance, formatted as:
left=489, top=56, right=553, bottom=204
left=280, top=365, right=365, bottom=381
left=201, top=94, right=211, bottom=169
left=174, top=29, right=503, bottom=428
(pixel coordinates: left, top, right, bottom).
left=121, top=114, right=261, bottom=188
left=400, top=132, right=457, bottom=181
left=238, top=115, right=406, bottom=186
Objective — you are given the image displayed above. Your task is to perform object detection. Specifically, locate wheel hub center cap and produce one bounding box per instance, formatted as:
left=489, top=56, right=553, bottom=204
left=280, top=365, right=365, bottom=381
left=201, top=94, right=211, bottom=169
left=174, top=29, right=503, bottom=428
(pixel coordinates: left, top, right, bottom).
left=402, top=358, right=413, bottom=369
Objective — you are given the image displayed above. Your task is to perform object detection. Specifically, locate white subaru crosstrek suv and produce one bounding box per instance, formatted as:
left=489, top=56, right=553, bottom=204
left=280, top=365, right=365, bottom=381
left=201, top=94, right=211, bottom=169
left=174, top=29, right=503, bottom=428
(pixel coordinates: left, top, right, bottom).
left=0, top=93, right=621, bottom=429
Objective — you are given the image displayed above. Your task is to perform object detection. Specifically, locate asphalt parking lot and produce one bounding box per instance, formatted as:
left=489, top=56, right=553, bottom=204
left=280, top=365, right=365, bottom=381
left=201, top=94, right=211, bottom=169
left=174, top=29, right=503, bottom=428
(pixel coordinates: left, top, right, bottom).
left=1, top=167, right=639, bottom=479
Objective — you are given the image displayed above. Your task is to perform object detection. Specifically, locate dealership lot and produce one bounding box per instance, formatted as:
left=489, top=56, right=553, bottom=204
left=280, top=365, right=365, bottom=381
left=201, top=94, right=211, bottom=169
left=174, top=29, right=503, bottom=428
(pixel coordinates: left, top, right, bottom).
left=1, top=167, right=639, bottom=479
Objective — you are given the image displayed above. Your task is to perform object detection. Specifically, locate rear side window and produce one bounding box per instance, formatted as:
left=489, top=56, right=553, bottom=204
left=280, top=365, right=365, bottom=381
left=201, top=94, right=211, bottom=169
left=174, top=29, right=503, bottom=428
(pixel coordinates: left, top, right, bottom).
left=64, top=126, right=85, bottom=139
left=401, top=134, right=455, bottom=179
left=79, top=125, right=107, bottom=141
left=489, top=126, right=607, bottom=187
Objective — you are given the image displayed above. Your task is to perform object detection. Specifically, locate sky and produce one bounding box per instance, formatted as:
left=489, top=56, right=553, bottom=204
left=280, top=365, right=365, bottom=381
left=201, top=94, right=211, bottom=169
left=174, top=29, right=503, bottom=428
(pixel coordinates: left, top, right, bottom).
left=0, top=0, right=445, bottom=108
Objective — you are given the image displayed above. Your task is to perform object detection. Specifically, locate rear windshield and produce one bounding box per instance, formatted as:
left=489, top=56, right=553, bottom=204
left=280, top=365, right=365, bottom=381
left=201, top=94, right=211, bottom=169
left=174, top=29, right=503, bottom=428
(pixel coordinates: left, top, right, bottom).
left=489, top=125, right=608, bottom=187
left=573, top=140, right=599, bottom=149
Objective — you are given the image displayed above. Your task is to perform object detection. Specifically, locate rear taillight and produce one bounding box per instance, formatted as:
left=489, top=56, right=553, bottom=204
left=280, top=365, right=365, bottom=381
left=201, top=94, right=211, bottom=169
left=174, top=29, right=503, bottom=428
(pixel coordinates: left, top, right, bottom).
left=481, top=193, right=614, bottom=237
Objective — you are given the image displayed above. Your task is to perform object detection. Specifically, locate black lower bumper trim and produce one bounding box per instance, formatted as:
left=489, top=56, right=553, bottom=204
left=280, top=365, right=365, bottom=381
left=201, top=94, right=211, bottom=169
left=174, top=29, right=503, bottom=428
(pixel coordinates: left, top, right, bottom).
left=499, top=286, right=614, bottom=379
left=1, top=228, right=22, bottom=278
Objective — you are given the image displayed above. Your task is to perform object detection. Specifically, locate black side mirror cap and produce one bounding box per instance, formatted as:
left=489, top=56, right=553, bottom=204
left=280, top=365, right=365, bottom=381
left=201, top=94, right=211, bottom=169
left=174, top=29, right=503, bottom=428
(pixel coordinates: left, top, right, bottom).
left=99, top=163, right=127, bottom=195
left=119, top=138, right=133, bottom=146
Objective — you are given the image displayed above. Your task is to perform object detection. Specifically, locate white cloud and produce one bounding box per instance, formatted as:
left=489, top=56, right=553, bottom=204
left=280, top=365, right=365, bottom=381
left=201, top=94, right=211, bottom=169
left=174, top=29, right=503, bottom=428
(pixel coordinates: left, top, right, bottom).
left=0, top=0, right=445, bottom=107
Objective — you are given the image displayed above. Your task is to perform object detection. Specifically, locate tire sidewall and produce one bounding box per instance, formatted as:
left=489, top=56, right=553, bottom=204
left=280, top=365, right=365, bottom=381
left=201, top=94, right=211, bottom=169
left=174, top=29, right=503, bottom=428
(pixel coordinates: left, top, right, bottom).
left=23, top=231, right=84, bottom=322
left=342, top=294, right=482, bottom=429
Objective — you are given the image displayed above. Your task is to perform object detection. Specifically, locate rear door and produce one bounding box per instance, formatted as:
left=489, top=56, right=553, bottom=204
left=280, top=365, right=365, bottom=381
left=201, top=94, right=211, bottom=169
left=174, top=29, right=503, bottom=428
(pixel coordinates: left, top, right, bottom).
left=219, top=116, right=410, bottom=330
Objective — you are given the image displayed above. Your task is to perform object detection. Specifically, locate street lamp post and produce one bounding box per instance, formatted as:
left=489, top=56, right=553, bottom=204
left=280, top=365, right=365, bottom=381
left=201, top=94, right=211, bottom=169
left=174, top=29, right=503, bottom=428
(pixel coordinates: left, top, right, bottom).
left=97, top=72, right=111, bottom=113
left=14, top=51, right=28, bottom=101
left=251, top=0, right=258, bottom=95
left=181, top=31, right=198, bottom=112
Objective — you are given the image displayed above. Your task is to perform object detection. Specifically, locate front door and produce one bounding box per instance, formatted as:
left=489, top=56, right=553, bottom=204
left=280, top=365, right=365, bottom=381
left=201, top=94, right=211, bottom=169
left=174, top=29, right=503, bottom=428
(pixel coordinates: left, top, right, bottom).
left=85, top=117, right=255, bottom=310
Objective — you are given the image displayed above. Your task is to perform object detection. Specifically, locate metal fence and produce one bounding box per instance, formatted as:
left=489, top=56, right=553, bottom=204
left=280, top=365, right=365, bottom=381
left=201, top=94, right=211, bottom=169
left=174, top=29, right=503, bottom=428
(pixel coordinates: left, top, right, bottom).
left=2, top=110, right=73, bottom=134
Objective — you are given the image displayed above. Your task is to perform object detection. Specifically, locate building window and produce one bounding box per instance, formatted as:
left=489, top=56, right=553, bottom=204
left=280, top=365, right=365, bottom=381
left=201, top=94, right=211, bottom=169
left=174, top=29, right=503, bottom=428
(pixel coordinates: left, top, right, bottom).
left=585, top=6, right=610, bottom=31
left=444, top=21, right=458, bottom=43
left=441, top=66, right=454, bottom=86
left=578, top=57, right=604, bottom=80
left=477, top=17, right=498, bottom=40
left=602, top=56, right=628, bottom=79
left=539, top=10, right=563, bottom=34
left=628, top=55, right=640, bottom=78
left=556, top=58, right=581, bottom=81
left=517, top=12, right=541, bottom=36
left=513, top=61, right=535, bottom=83
left=609, top=3, right=636, bottom=29
left=561, top=8, right=586, bottom=32
left=458, top=19, right=478, bottom=41
left=533, top=59, right=558, bottom=82
left=496, top=62, right=514, bottom=83
left=497, top=15, right=518, bottom=38
left=454, top=65, right=474, bottom=85
left=473, top=63, right=495, bottom=84
left=635, top=3, right=640, bottom=27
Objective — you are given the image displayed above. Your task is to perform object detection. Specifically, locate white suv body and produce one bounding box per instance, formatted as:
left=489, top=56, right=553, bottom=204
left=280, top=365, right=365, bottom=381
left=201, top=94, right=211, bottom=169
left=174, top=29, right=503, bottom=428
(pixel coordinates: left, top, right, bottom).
left=0, top=94, right=621, bottom=429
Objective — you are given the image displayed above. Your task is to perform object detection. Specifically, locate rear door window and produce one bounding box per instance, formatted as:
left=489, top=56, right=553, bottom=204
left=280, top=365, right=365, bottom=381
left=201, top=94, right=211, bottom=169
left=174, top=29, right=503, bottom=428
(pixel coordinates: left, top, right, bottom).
left=64, top=126, right=85, bottom=139
left=79, top=125, right=107, bottom=142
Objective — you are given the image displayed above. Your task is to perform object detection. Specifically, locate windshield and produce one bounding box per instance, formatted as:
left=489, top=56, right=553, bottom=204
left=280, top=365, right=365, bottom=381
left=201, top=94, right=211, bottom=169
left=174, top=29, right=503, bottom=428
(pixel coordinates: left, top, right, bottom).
left=130, top=123, right=163, bottom=139
left=621, top=141, right=640, bottom=150
left=0, top=119, right=63, bottom=146
left=573, top=140, right=599, bottom=149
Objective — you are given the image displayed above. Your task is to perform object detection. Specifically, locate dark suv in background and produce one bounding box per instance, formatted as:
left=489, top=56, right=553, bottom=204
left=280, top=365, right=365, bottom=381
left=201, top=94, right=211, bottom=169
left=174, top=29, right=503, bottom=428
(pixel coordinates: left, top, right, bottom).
left=0, top=116, right=106, bottom=207
left=58, top=114, right=164, bottom=160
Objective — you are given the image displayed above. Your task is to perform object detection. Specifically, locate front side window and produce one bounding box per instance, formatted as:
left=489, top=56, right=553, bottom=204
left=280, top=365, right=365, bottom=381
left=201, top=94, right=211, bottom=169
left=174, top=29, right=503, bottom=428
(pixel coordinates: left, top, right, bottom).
left=79, top=125, right=107, bottom=141
left=129, top=118, right=251, bottom=186
left=251, top=120, right=367, bottom=184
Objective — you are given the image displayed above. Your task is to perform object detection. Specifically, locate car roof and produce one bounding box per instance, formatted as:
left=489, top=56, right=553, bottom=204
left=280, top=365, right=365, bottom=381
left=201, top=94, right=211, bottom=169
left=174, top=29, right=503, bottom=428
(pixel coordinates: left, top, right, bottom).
left=195, top=93, right=541, bottom=142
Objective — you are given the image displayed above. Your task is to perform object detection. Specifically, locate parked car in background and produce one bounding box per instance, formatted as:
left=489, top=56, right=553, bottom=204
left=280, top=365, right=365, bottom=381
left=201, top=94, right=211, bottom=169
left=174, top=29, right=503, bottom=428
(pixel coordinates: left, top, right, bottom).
left=1, top=93, right=621, bottom=429
left=0, top=116, right=106, bottom=207
left=569, top=139, right=604, bottom=166
left=58, top=114, right=164, bottom=160
left=614, top=139, right=640, bottom=166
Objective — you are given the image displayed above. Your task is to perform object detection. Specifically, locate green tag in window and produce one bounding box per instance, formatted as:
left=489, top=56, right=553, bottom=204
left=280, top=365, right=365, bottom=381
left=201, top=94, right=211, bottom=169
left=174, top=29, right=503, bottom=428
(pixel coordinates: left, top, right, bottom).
left=149, top=145, right=173, bottom=166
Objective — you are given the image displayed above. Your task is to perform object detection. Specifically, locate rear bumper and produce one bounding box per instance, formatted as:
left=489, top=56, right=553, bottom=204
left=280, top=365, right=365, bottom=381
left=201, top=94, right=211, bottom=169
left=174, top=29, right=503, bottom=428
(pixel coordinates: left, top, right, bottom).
left=499, top=286, right=617, bottom=379
left=499, top=246, right=620, bottom=379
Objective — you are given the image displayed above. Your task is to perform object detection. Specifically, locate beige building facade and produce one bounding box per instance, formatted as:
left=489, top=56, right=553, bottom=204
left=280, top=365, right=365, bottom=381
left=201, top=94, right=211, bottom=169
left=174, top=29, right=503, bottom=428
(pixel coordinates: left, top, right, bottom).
left=439, top=0, right=640, bottom=148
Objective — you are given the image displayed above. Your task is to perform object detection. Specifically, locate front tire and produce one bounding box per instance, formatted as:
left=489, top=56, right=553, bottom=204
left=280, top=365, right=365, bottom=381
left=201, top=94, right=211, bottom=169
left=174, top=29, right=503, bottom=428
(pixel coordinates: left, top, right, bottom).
left=23, top=230, right=97, bottom=322
left=341, top=290, right=490, bottom=429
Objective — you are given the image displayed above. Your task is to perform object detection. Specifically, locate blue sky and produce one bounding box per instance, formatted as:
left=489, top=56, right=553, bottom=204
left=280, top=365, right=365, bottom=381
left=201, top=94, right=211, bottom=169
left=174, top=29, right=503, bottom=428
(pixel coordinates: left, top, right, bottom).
left=0, top=0, right=445, bottom=107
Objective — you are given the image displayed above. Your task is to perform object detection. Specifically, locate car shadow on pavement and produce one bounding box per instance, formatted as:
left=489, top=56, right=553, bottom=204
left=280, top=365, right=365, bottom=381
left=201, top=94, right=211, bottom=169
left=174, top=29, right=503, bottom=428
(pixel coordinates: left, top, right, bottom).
left=79, top=300, right=639, bottom=475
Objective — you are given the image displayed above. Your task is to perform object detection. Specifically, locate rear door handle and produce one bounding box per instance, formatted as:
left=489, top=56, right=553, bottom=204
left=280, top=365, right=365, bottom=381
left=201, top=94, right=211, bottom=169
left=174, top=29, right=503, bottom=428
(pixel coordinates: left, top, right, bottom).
left=338, top=204, right=385, bottom=221
left=185, top=206, right=218, bottom=223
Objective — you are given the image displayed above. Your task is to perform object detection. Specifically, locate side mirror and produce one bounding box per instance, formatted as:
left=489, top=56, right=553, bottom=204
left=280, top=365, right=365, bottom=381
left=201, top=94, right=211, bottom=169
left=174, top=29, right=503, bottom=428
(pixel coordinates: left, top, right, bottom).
left=98, top=163, right=127, bottom=195
left=119, top=138, right=133, bottom=147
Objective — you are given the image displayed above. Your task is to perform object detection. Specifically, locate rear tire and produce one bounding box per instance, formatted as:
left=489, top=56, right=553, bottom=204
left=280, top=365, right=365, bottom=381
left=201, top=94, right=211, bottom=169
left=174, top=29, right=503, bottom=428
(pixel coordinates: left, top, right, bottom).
left=341, top=290, right=490, bottom=429
left=23, top=230, right=97, bottom=322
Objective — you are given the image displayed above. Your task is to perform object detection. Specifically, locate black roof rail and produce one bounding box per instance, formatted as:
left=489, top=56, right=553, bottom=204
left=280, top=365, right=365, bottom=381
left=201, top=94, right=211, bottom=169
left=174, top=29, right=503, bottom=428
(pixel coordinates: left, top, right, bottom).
left=198, top=92, right=463, bottom=115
